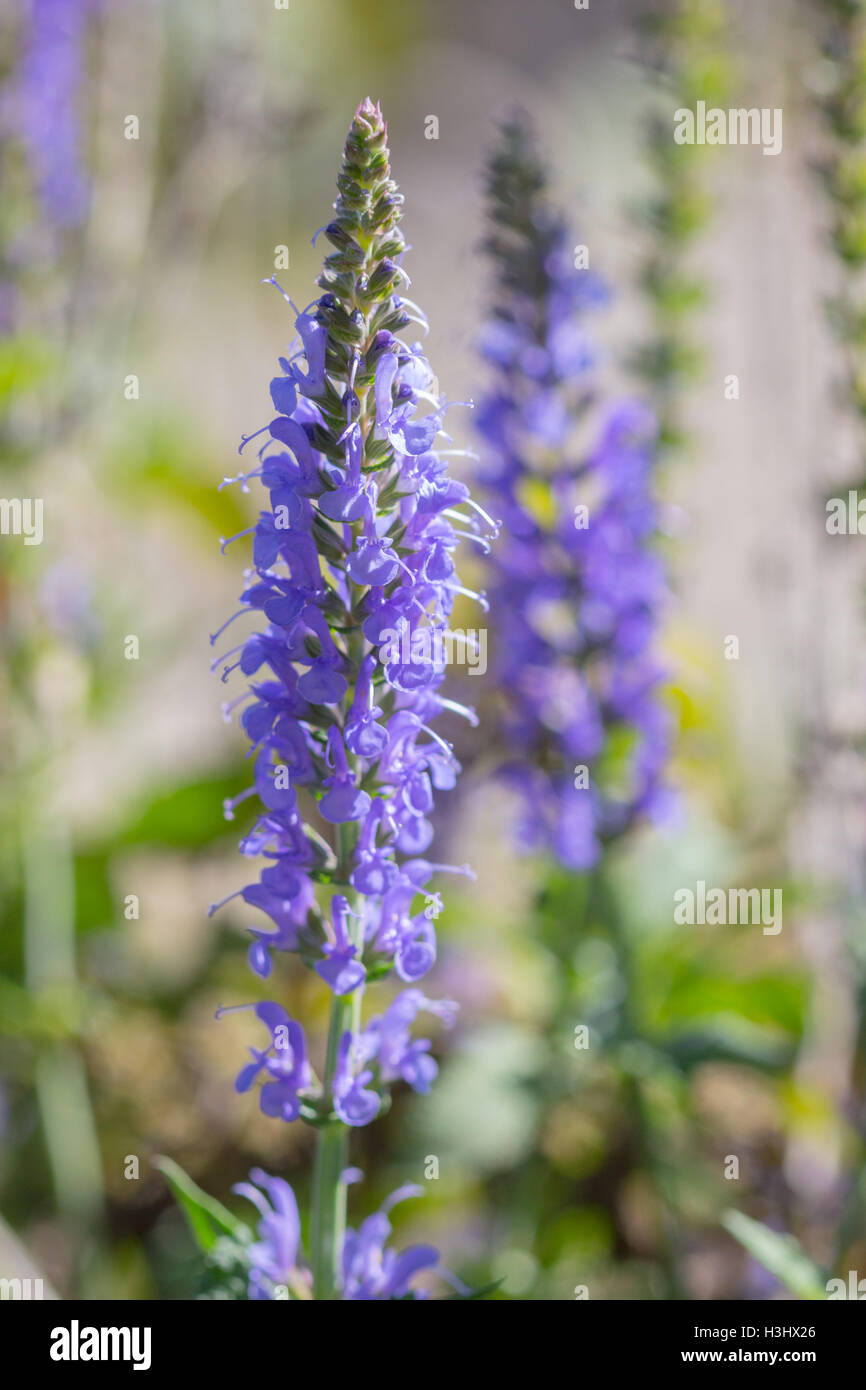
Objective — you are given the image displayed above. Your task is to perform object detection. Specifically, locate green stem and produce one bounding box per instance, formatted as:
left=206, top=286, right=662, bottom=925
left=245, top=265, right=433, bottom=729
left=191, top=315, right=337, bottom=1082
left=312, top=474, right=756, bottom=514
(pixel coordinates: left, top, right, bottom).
left=311, top=821, right=361, bottom=1299
left=23, top=802, right=104, bottom=1230
left=310, top=1013, right=350, bottom=1300
left=603, top=874, right=683, bottom=1299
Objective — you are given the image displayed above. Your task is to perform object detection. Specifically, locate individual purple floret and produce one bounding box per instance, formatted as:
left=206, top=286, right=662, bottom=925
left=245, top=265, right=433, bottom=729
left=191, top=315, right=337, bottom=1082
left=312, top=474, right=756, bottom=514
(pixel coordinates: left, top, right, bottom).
left=218, top=1001, right=313, bottom=1123
left=233, top=1167, right=311, bottom=1301
left=332, top=988, right=458, bottom=1126
left=341, top=1182, right=442, bottom=1301
left=477, top=114, right=672, bottom=870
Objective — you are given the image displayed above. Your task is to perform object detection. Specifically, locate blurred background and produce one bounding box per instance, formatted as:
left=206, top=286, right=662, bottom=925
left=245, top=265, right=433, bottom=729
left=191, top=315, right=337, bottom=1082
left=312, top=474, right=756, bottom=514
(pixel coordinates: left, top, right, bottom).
left=2, top=0, right=866, bottom=1300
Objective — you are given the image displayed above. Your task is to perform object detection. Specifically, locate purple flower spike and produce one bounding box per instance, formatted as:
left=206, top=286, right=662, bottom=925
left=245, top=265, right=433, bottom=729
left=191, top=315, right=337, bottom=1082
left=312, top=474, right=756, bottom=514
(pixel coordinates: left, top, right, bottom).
left=5, top=0, right=101, bottom=230
left=212, top=103, right=485, bottom=1301
left=213, top=102, right=489, bottom=1003
left=477, top=113, right=671, bottom=865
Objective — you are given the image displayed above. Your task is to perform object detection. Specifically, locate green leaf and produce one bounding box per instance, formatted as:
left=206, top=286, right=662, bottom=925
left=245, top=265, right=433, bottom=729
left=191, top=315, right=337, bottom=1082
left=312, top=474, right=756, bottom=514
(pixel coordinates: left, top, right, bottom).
left=664, top=1023, right=794, bottom=1074
left=155, top=1155, right=247, bottom=1254
left=116, top=770, right=248, bottom=850
left=722, top=1211, right=826, bottom=1300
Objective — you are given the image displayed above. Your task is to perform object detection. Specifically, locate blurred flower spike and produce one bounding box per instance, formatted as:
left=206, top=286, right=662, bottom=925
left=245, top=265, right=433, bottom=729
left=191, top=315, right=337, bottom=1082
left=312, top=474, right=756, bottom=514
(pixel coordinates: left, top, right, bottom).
left=477, top=112, right=673, bottom=870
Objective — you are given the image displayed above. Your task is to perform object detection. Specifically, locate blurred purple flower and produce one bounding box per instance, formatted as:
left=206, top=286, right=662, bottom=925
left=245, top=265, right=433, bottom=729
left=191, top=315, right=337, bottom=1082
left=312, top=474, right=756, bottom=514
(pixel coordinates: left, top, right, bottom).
left=5, top=0, right=102, bottom=228
left=477, top=114, right=673, bottom=868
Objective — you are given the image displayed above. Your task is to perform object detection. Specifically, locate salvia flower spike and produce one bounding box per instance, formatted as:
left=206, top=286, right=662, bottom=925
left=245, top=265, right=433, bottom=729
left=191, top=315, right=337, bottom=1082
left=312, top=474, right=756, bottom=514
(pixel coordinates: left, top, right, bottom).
left=477, top=112, right=672, bottom=870
left=6, top=0, right=100, bottom=230
left=215, top=98, right=493, bottom=1299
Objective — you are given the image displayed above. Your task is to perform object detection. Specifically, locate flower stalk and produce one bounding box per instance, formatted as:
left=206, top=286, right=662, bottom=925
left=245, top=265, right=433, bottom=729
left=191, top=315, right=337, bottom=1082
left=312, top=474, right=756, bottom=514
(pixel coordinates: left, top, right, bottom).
left=310, top=1111, right=348, bottom=1300
left=212, top=98, right=492, bottom=1299
left=312, top=818, right=359, bottom=1299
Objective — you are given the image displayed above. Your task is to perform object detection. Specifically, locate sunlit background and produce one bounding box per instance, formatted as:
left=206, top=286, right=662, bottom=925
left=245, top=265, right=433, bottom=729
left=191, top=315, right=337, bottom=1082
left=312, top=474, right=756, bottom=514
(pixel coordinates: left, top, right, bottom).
left=2, top=0, right=866, bottom=1300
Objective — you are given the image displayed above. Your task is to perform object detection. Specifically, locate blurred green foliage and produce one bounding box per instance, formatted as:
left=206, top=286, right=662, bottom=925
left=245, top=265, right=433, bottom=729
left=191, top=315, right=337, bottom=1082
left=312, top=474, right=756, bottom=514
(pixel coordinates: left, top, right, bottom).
left=632, top=0, right=731, bottom=456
